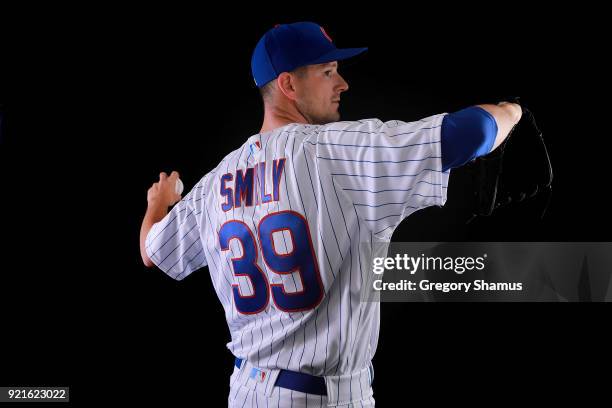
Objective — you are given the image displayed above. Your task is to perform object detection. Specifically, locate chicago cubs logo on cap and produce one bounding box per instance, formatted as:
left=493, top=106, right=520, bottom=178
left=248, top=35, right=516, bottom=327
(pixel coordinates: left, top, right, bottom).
left=320, top=26, right=333, bottom=42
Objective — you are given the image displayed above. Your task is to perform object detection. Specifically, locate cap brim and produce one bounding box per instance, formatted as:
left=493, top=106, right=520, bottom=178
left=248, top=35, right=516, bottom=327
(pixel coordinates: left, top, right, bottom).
left=308, top=47, right=368, bottom=65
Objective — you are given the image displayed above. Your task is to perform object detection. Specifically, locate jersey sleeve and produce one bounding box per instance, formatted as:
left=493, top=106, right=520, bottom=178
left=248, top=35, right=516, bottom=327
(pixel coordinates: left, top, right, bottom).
left=145, top=180, right=208, bottom=280
left=310, top=114, right=450, bottom=240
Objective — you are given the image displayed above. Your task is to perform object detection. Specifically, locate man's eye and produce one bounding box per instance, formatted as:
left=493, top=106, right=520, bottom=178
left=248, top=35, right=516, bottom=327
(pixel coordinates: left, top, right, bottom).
left=325, top=70, right=332, bottom=76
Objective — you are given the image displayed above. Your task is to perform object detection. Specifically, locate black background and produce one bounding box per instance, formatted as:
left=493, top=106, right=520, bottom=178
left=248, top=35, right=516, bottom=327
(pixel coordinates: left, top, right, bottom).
left=1, top=3, right=609, bottom=406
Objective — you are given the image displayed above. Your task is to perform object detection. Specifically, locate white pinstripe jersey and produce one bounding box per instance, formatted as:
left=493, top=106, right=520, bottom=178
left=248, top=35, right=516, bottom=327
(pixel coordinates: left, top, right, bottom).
left=145, top=114, right=450, bottom=377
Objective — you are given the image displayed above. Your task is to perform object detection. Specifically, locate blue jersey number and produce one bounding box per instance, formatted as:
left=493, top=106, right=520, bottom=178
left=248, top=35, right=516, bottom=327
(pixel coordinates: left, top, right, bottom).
left=218, top=211, right=323, bottom=314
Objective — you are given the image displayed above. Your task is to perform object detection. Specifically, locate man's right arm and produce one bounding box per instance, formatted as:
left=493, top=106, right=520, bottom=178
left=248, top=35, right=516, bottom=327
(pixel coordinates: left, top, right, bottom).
left=140, top=171, right=182, bottom=268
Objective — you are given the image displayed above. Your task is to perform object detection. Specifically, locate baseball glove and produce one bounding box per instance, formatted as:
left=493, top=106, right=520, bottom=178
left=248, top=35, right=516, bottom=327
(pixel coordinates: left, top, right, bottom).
left=465, top=98, right=553, bottom=219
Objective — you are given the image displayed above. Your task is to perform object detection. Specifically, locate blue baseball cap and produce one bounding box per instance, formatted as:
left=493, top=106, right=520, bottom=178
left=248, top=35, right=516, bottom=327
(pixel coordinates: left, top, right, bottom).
left=251, top=22, right=367, bottom=88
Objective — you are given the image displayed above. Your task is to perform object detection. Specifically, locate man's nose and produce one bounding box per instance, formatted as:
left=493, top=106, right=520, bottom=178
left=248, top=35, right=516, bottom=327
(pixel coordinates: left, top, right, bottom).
left=336, top=74, right=349, bottom=93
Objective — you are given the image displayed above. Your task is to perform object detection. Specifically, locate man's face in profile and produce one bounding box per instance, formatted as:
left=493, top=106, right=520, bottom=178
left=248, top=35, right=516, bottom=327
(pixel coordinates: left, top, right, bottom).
left=293, top=61, right=349, bottom=125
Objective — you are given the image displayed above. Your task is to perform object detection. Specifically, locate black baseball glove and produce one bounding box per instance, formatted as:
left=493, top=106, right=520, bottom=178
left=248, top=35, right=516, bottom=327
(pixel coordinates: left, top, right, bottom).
left=465, top=98, right=553, bottom=219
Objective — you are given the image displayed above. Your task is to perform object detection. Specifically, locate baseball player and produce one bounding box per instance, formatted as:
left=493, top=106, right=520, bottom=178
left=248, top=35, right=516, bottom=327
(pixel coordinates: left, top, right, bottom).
left=139, top=22, right=521, bottom=407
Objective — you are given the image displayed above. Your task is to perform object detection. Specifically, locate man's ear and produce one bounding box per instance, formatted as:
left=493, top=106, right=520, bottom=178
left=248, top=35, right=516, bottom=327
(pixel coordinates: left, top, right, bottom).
left=277, top=72, right=298, bottom=101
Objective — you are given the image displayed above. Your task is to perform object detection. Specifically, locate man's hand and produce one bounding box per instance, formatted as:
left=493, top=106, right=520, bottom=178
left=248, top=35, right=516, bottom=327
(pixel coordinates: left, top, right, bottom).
left=140, top=170, right=182, bottom=267
left=147, top=171, right=182, bottom=207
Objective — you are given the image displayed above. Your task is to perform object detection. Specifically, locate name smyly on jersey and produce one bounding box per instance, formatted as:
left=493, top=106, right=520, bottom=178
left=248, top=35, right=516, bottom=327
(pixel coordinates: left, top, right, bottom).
left=219, top=158, right=286, bottom=212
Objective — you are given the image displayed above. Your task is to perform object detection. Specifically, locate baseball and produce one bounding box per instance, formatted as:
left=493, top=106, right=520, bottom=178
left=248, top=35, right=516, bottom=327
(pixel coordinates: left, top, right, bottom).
left=175, top=178, right=184, bottom=195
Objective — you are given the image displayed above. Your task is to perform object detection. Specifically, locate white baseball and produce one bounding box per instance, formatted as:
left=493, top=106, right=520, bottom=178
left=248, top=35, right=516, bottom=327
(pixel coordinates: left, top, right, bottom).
left=175, top=178, right=184, bottom=195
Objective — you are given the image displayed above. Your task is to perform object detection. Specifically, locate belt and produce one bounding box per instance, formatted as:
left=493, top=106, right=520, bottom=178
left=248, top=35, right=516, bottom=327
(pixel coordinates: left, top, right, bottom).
left=234, top=357, right=327, bottom=396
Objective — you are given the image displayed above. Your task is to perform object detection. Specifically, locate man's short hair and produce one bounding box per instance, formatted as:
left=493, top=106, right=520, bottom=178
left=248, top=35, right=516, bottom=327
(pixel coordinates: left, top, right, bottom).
left=258, top=66, right=308, bottom=103
left=259, top=81, right=276, bottom=103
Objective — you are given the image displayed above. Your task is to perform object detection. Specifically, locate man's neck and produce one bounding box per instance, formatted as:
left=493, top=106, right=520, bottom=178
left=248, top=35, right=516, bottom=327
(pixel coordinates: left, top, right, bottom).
left=259, top=104, right=309, bottom=134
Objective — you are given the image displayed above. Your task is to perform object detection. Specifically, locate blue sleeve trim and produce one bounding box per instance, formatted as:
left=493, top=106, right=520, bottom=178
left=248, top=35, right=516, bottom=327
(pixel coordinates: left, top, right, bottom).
left=441, top=106, right=498, bottom=171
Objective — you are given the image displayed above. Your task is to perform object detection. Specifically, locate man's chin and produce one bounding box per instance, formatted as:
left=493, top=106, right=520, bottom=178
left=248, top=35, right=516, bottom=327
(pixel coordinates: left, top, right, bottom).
left=317, top=112, right=341, bottom=125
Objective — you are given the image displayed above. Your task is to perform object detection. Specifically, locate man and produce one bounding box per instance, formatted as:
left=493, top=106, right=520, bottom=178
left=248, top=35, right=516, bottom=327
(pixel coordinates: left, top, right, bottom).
left=139, top=22, right=521, bottom=407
